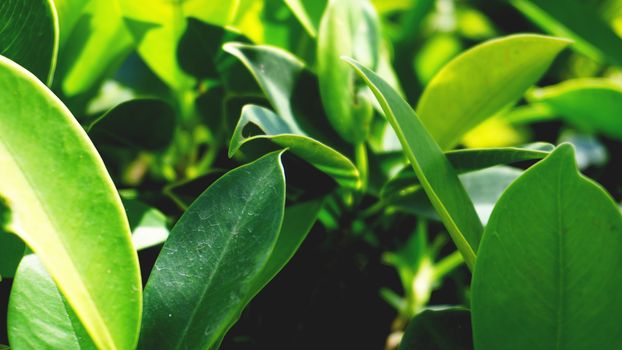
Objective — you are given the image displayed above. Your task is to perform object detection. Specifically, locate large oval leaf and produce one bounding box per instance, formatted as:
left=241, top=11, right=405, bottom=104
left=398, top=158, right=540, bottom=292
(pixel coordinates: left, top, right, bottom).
left=138, top=151, right=286, bottom=349
left=0, top=0, right=58, bottom=84
left=317, top=0, right=379, bottom=143
left=0, top=56, right=141, bottom=350
left=416, top=34, right=570, bottom=149
left=345, top=58, right=482, bottom=270
left=472, top=144, right=622, bottom=349
left=8, top=255, right=96, bottom=349
left=230, top=104, right=360, bottom=189
left=528, top=79, right=622, bottom=140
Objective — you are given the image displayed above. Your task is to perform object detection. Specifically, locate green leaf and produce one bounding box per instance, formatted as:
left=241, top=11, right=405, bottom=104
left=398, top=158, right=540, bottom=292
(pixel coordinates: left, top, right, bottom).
left=139, top=151, right=287, bottom=349
left=223, top=42, right=348, bottom=150
left=123, top=198, right=170, bottom=251
left=416, top=34, right=570, bottom=149
left=345, top=58, right=483, bottom=270
left=511, top=0, right=622, bottom=66
left=116, top=0, right=238, bottom=90
left=0, top=198, right=26, bottom=278
left=87, top=98, right=176, bottom=152
left=8, top=255, right=96, bottom=349
left=472, top=144, right=622, bottom=349
left=382, top=144, right=553, bottom=199
left=528, top=79, right=622, bottom=140
left=56, top=0, right=134, bottom=96
left=284, top=0, right=327, bottom=38
left=0, top=56, right=141, bottom=350
left=399, top=307, right=473, bottom=350
left=317, top=0, right=379, bottom=143
left=0, top=0, right=59, bottom=84
left=229, top=104, right=360, bottom=189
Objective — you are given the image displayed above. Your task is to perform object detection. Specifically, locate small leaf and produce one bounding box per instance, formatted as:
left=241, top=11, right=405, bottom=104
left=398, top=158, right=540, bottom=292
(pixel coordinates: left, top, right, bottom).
left=416, top=34, right=570, bottom=149
left=0, top=0, right=58, bottom=84
left=139, top=151, right=286, bottom=349
left=528, top=78, right=622, bottom=140
left=8, top=255, right=96, bottom=350
left=0, top=56, right=141, bottom=350
left=317, top=0, right=380, bottom=143
left=345, top=58, right=482, bottom=270
left=399, top=307, right=473, bottom=350
left=230, top=104, right=360, bottom=189
left=472, top=144, right=622, bottom=349
left=123, top=198, right=170, bottom=251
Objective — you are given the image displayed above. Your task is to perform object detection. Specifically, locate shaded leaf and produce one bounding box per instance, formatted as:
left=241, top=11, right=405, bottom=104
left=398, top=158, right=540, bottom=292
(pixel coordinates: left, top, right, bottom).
left=123, top=198, right=169, bottom=251
left=229, top=104, right=360, bottom=189
left=0, top=0, right=58, bottom=84
left=399, top=307, right=473, bottom=350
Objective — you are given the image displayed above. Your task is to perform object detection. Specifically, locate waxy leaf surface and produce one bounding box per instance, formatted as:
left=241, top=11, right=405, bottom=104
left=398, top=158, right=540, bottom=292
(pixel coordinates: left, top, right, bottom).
left=472, top=144, right=622, bottom=349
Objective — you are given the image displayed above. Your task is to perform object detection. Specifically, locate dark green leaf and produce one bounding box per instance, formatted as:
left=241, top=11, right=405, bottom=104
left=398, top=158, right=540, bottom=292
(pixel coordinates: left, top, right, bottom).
left=139, top=151, right=286, bottom=349
left=0, top=0, right=58, bottom=84
left=472, top=144, right=622, bottom=349
left=399, top=308, right=473, bottom=350
left=88, top=98, right=176, bottom=152
left=229, top=104, right=360, bottom=189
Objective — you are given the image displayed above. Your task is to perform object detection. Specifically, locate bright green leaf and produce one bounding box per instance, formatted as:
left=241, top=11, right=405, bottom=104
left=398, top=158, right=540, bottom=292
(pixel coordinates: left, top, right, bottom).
left=416, top=34, right=570, bottom=149
left=123, top=198, right=170, bottom=251
left=8, top=255, right=96, bottom=349
left=345, top=57, right=483, bottom=270
left=139, top=151, right=286, bottom=349
left=0, top=0, right=59, bottom=84
left=229, top=104, right=360, bottom=189
left=472, top=144, right=622, bottom=349
left=0, top=56, right=141, bottom=350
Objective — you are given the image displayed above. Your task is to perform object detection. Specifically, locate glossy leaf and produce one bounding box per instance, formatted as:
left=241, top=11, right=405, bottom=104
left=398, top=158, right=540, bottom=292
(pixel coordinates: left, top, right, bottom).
left=472, top=144, right=622, bottom=349
left=87, top=98, right=176, bottom=152
left=123, top=198, right=170, bottom=251
left=116, top=0, right=238, bottom=89
left=416, top=34, right=570, bottom=149
left=8, top=255, right=96, bottom=349
left=511, top=0, right=622, bottom=66
left=399, top=308, right=473, bottom=350
left=229, top=104, right=360, bottom=189
left=345, top=58, right=483, bottom=270
left=381, top=144, right=553, bottom=199
left=0, top=56, right=141, bottom=350
left=317, top=0, right=379, bottom=143
left=528, top=79, right=622, bottom=140
left=56, top=0, right=133, bottom=96
left=223, top=42, right=348, bottom=149
left=139, top=151, right=286, bottom=349
left=0, top=0, right=58, bottom=84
